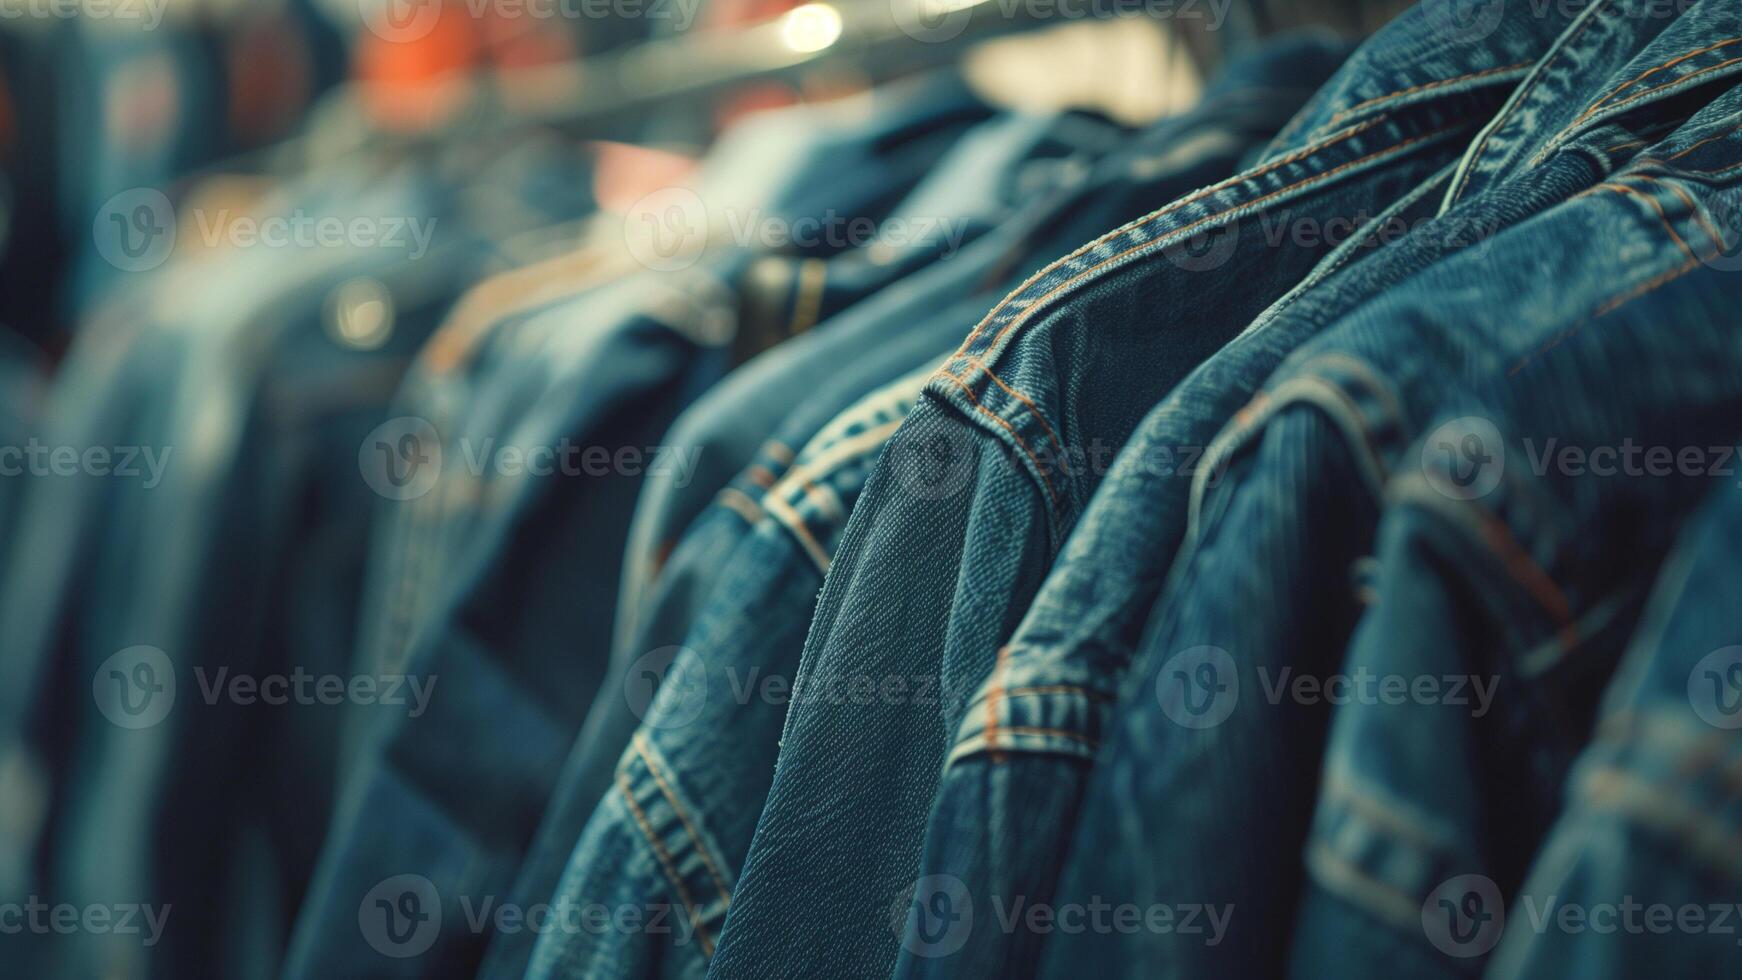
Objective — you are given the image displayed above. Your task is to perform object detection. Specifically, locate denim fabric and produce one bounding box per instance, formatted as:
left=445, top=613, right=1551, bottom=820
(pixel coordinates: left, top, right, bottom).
left=7, top=136, right=613, bottom=977
left=0, top=295, right=176, bottom=979
left=1047, top=61, right=1742, bottom=980
left=1483, top=486, right=1742, bottom=978
left=706, top=10, right=1566, bottom=977
left=893, top=160, right=1463, bottom=980
left=610, top=110, right=1128, bottom=680
left=478, top=287, right=997, bottom=980
left=284, top=84, right=992, bottom=980
left=347, top=76, right=991, bottom=702
left=46, top=174, right=503, bottom=980
left=898, top=1, right=1729, bottom=975
left=0, top=280, right=193, bottom=856
left=339, top=236, right=635, bottom=758
left=484, top=46, right=1355, bottom=978
left=0, top=327, right=42, bottom=583
left=1287, top=84, right=1742, bottom=980
left=522, top=364, right=936, bottom=980
left=0, top=158, right=393, bottom=751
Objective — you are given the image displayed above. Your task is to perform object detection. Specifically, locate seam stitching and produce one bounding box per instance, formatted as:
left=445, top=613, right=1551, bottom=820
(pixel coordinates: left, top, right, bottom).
left=933, top=367, right=1061, bottom=511
left=1588, top=55, right=1742, bottom=125
left=964, top=355, right=1066, bottom=462
left=954, top=114, right=1394, bottom=356
left=1665, top=119, right=1742, bottom=160
left=762, top=491, right=832, bottom=575
left=1449, top=0, right=1617, bottom=203
left=632, top=732, right=734, bottom=910
left=616, top=770, right=716, bottom=957
left=1595, top=182, right=1700, bottom=262
left=1630, top=173, right=1726, bottom=251
left=1327, top=61, right=1533, bottom=125
left=1576, top=35, right=1742, bottom=125
left=998, top=683, right=1117, bottom=704
left=986, top=645, right=1010, bottom=763
left=976, top=121, right=1470, bottom=362
left=991, top=725, right=1099, bottom=747
left=715, top=487, right=764, bottom=525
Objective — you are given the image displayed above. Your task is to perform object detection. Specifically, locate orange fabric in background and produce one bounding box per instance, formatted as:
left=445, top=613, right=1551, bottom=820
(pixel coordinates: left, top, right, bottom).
left=354, top=4, right=483, bottom=130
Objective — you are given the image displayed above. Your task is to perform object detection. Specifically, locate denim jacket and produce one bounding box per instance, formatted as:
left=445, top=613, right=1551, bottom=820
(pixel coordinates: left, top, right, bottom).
left=1048, top=25, right=1742, bottom=977
left=707, top=9, right=1578, bottom=977
left=898, top=0, right=1731, bottom=975
left=523, top=364, right=936, bottom=980
left=283, top=81, right=993, bottom=980
left=1287, top=89, right=1742, bottom=980
left=487, top=40, right=1354, bottom=980
left=1484, top=484, right=1742, bottom=977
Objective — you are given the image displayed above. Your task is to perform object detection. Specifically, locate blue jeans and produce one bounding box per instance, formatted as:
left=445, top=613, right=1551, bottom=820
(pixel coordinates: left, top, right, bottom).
left=1050, top=35, right=1742, bottom=979
left=706, top=8, right=1574, bottom=977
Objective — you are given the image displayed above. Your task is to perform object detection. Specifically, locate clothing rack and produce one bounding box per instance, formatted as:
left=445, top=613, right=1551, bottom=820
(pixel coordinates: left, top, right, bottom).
left=285, top=0, right=1127, bottom=167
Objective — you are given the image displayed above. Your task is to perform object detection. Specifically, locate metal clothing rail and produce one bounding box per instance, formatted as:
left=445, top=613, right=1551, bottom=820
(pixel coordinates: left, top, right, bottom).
left=294, top=0, right=1117, bottom=159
